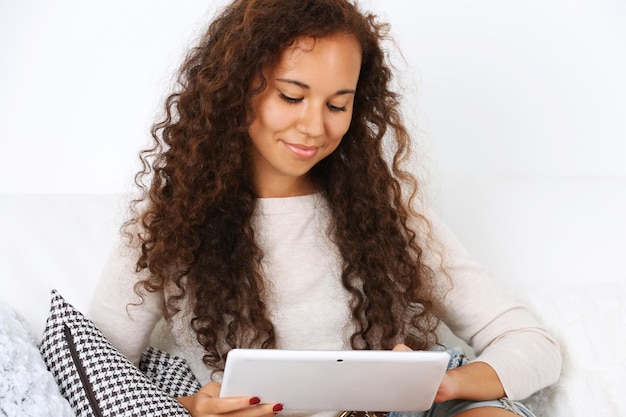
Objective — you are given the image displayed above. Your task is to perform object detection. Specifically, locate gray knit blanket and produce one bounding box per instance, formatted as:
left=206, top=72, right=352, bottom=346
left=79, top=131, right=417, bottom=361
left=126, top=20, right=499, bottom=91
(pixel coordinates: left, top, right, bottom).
left=0, top=302, right=74, bottom=417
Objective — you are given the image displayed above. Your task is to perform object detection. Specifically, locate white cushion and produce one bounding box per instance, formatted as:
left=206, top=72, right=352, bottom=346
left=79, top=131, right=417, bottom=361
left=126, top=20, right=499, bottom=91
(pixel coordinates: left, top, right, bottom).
left=523, top=283, right=626, bottom=416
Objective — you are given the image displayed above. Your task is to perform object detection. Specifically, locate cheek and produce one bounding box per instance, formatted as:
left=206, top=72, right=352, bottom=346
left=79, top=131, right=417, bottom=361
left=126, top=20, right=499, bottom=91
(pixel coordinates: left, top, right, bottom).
left=255, top=99, right=296, bottom=134
left=328, top=115, right=353, bottom=142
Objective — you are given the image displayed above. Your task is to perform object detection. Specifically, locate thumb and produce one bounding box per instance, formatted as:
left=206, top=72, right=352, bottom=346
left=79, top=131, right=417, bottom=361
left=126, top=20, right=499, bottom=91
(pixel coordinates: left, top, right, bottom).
left=392, top=343, right=413, bottom=352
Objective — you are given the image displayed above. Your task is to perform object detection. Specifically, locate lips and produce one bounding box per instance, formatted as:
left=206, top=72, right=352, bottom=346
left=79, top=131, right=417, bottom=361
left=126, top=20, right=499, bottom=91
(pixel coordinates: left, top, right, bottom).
left=283, top=141, right=319, bottom=158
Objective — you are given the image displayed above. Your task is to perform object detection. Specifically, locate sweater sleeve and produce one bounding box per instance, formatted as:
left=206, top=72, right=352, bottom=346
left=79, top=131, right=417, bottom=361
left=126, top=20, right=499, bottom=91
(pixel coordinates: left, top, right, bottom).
left=423, top=212, right=562, bottom=400
left=87, top=238, right=164, bottom=366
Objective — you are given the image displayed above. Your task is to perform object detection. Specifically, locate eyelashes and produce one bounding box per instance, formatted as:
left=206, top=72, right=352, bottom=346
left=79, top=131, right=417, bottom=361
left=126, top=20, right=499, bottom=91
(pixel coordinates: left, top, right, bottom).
left=328, top=104, right=348, bottom=112
left=279, top=93, right=302, bottom=104
left=279, top=93, right=347, bottom=112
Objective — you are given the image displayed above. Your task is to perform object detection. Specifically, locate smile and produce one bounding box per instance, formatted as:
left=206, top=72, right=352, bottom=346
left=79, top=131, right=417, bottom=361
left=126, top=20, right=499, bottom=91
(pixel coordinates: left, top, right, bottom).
left=283, top=141, right=319, bottom=158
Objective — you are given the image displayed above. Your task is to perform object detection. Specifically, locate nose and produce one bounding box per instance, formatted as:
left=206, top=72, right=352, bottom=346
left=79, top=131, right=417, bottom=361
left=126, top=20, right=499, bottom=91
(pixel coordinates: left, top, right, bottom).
left=296, top=103, right=325, bottom=138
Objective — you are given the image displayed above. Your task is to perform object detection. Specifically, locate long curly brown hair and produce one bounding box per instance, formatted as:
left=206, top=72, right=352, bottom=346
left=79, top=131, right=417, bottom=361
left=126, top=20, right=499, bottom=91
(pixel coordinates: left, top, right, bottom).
left=127, top=0, right=440, bottom=370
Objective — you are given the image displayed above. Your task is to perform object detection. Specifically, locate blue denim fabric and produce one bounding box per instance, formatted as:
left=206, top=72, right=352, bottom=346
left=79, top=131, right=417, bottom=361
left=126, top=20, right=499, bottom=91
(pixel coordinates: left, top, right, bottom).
left=387, top=347, right=537, bottom=417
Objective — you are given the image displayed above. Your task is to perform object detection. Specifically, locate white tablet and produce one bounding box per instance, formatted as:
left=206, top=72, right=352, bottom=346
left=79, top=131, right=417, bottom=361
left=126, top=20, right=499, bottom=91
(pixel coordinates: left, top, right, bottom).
left=220, top=348, right=450, bottom=412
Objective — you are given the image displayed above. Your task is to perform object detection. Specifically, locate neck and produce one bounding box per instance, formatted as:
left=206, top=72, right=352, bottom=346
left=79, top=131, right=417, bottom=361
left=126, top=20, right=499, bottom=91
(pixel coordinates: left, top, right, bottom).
left=254, top=176, right=317, bottom=198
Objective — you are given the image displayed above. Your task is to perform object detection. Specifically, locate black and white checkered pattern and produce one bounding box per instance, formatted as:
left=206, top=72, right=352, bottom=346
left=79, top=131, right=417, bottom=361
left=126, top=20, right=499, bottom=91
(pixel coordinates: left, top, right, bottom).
left=39, top=290, right=200, bottom=417
left=139, top=346, right=201, bottom=398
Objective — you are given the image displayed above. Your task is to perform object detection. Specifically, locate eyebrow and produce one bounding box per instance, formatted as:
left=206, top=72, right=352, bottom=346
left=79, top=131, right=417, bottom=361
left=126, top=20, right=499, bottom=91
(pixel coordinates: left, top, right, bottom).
left=275, top=78, right=356, bottom=95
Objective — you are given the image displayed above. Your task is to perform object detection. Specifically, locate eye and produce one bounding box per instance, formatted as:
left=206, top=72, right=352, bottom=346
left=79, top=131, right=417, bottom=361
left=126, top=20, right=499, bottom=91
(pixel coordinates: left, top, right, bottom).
left=279, top=93, right=302, bottom=104
left=327, top=103, right=347, bottom=112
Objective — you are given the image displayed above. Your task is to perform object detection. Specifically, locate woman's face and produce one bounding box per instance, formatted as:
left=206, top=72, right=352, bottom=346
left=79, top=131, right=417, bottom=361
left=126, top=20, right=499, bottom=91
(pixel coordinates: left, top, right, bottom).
left=248, top=33, right=362, bottom=198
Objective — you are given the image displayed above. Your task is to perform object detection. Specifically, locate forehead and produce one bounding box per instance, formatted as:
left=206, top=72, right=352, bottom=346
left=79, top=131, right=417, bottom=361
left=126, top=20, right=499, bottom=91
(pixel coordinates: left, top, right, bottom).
left=272, top=34, right=362, bottom=84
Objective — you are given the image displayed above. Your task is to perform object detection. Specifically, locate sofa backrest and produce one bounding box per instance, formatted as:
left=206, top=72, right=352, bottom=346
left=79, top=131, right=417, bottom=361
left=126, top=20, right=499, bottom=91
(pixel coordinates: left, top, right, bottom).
left=2, top=175, right=624, bottom=338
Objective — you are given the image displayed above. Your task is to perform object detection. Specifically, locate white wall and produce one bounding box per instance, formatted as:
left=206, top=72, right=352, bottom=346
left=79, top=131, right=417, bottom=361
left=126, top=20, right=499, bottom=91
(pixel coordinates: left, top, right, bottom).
left=1, top=1, right=625, bottom=295
left=1, top=1, right=220, bottom=194
left=383, top=0, right=626, bottom=178
left=2, top=0, right=625, bottom=194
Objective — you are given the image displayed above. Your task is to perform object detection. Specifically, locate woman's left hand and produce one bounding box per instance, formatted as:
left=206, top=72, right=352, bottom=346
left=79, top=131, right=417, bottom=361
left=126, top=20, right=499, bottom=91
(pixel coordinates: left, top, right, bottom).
left=433, top=370, right=458, bottom=403
left=433, top=361, right=506, bottom=402
left=391, top=344, right=506, bottom=403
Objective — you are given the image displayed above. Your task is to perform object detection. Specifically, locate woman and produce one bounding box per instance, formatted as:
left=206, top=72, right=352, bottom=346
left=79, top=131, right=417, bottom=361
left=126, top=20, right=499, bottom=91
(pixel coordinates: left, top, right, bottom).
left=89, top=1, right=561, bottom=416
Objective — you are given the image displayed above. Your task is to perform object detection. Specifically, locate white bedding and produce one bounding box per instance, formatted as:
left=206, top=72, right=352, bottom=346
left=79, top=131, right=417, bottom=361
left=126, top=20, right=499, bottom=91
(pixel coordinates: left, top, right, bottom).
left=0, top=302, right=74, bottom=417
left=523, top=283, right=626, bottom=417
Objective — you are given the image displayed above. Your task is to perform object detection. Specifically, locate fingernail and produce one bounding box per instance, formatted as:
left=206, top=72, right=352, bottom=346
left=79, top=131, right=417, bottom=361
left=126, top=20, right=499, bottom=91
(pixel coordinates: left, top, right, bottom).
left=249, top=397, right=261, bottom=405
left=272, top=403, right=284, bottom=412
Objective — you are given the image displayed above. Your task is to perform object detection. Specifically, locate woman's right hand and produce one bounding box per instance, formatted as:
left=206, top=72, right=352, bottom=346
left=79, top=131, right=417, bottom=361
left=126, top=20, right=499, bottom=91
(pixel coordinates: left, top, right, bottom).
left=177, top=381, right=283, bottom=417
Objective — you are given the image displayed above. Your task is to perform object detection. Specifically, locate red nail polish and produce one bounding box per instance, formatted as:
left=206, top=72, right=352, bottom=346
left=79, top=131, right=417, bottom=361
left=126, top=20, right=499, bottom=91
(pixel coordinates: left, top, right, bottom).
left=249, top=397, right=261, bottom=405
left=272, top=403, right=284, bottom=412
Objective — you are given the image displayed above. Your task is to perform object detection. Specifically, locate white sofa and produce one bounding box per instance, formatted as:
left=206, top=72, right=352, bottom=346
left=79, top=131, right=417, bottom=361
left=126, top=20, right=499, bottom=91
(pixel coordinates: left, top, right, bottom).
left=1, top=174, right=625, bottom=416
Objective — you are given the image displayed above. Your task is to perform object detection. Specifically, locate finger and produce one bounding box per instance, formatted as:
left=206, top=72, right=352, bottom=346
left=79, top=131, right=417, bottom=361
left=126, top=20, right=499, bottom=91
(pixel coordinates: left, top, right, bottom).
left=196, top=396, right=266, bottom=415
left=196, top=382, right=263, bottom=415
left=213, top=401, right=283, bottom=417
left=251, top=403, right=284, bottom=417
left=392, top=343, right=413, bottom=351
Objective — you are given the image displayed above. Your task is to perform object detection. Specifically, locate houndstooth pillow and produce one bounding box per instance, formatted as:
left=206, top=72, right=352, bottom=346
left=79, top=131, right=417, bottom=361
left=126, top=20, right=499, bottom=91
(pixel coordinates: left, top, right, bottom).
left=139, top=346, right=201, bottom=398
left=39, top=290, right=201, bottom=417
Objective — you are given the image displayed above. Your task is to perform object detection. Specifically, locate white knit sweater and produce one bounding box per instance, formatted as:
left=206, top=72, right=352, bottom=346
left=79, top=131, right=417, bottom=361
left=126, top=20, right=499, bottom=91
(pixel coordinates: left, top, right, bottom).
left=88, top=194, right=561, bottom=416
